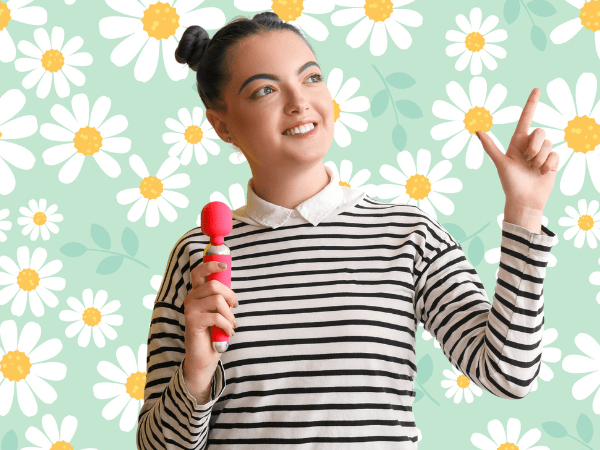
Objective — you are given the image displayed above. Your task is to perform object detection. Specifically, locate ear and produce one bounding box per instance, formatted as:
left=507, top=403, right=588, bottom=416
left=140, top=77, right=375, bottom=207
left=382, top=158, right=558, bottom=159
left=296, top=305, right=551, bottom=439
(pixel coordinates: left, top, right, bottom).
left=206, top=109, right=229, bottom=142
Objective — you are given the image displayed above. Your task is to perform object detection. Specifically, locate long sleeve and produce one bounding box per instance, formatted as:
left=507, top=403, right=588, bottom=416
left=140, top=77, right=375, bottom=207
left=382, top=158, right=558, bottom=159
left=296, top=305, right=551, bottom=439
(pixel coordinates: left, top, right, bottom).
left=137, top=231, right=226, bottom=450
left=413, top=219, right=557, bottom=399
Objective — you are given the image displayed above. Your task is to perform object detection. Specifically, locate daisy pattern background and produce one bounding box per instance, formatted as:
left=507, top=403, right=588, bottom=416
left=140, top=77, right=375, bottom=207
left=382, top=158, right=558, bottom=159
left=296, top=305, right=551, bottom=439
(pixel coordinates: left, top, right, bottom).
left=21, top=413, right=97, bottom=450
left=550, top=0, right=600, bottom=60
left=1, top=0, right=599, bottom=448
left=14, top=26, right=93, bottom=99
left=445, top=7, right=508, bottom=75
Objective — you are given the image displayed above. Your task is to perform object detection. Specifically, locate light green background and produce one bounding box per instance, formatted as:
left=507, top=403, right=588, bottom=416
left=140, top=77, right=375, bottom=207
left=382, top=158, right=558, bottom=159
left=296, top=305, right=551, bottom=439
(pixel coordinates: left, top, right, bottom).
left=1, top=0, right=599, bottom=449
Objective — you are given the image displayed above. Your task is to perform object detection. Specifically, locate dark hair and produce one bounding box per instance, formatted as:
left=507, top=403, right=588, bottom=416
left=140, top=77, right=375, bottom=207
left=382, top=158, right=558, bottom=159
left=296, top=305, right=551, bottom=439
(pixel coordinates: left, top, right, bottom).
left=174, top=12, right=317, bottom=116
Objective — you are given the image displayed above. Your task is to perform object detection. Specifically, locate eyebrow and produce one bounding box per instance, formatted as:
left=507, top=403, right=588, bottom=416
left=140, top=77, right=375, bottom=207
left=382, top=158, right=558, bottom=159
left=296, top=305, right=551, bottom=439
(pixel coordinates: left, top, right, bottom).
left=238, top=61, right=321, bottom=95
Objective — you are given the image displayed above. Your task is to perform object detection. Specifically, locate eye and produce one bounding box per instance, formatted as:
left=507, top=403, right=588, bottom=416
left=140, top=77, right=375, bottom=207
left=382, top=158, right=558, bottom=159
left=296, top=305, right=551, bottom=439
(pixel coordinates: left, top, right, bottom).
left=252, top=73, right=324, bottom=99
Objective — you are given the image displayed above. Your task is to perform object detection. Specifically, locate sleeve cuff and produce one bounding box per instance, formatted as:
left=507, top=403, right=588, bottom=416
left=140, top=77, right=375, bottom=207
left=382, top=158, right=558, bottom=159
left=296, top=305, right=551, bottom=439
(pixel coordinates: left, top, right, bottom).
left=501, top=219, right=558, bottom=256
left=178, top=356, right=226, bottom=411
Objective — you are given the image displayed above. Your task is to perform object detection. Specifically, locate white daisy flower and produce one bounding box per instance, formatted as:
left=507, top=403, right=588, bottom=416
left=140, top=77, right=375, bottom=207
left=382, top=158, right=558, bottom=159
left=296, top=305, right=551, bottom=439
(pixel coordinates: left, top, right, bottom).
left=142, top=275, right=163, bottom=310
left=98, top=0, right=226, bottom=82
left=324, top=160, right=378, bottom=197
left=418, top=322, right=441, bottom=349
left=58, top=288, right=123, bottom=348
left=0, top=208, right=12, bottom=243
left=41, top=93, right=131, bottom=184
left=471, top=417, right=544, bottom=449
left=326, top=68, right=370, bottom=148
left=441, top=364, right=483, bottom=403
left=557, top=199, right=600, bottom=248
left=0, top=320, right=67, bottom=417
left=331, top=0, right=423, bottom=56
left=0, top=88, right=37, bottom=196
left=116, top=155, right=190, bottom=227
left=65, top=0, right=76, bottom=4
left=195, top=182, right=246, bottom=227
left=164, top=106, right=222, bottom=166
left=93, top=344, right=147, bottom=432
left=22, top=413, right=97, bottom=450
left=0, top=246, right=66, bottom=317
left=431, top=76, right=522, bottom=170
left=562, top=333, right=600, bottom=413
left=550, top=0, right=600, bottom=60
left=18, top=198, right=63, bottom=241
left=445, top=7, right=507, bottom=75
left=376, top=148, right=463, bottom=221
left=15, top=26, right=93, bottom=99
left=530, top=72, right=600, bottom=196
left=0, top=0, right=47, bottom=63
left=484, top=213, right=558, bottom=277
left=235, top=0, right=335, bottom=41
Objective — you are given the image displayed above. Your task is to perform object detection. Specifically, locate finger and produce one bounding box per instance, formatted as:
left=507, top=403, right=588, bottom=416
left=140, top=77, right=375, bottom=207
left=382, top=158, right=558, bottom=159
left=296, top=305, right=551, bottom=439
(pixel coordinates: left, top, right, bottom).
left=540, top=150, right=560, bottom=175
left=191, top=260, right=227, bottom=290
left=524, top=128, right=546, bottom=162
left=515, top=88, right=540, bottom=138
left=213, top=294, right=237, bottom=331
left=529, top=138, right=551, bottom=169
left=476, top=130, right=504, bottom=167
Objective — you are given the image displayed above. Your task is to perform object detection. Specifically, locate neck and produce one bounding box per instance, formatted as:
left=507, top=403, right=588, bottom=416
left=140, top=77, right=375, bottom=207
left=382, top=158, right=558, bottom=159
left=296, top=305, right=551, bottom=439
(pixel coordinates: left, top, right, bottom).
left=250, top=163, right=330, bottom=210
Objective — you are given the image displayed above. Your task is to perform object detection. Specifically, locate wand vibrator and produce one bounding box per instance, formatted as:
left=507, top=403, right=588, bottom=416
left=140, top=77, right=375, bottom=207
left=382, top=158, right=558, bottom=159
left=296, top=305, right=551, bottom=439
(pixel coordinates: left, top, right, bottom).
left=200, top=201, right=232, bottom=353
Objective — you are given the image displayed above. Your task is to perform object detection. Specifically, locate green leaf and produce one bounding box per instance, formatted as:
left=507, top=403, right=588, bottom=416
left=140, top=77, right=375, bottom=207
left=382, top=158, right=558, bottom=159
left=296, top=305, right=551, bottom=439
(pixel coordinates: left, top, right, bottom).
left=528, top=0, right=556, bottom=17
left=542, top=421, right=568, bottom=438
left=467, top=235, right=484, bottom=266
left=531, top=25, right=547, bottom=51
left=576, top=413, right=594, bottom=443
left=504, top=0, right=520, bottom=24
left=97, top=255, right=123, bottom=275
left=385, top=72, right=416, bottom=89
left=1, top=430, right=17, bottom=450
left=441, top=223, right=467, bottom=242
left=413, top=389, right=424, bottom=403
left=91, top=224, right=111, bottom=249
left=121, top=227, right=139, bottom=257
left=395, top=99, right=423, bottom=119
left=371, top=89, right=389, bottom=118
left=59, top=242, right=88, bottom=257
left=391, top=123, right=407, bottom=152
left=416, top=353, right=433, bottom=384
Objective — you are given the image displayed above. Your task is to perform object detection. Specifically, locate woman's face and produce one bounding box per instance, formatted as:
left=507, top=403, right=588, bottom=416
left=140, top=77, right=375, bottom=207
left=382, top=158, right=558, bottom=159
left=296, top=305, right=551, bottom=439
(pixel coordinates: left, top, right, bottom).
left=209, top=30, right=334, bottom=171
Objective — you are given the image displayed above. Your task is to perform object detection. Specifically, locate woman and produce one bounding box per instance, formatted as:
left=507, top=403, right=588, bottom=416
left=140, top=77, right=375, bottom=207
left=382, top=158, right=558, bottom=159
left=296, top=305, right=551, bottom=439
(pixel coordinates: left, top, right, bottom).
left=137, top=12, right=558, bottom=450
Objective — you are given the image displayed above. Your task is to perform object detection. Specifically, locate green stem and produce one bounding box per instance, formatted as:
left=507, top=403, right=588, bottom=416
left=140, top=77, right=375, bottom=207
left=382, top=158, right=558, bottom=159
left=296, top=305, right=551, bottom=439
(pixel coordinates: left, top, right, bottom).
left=86, top=248, right=149, bottom=268
left=566, top=434, right=595, bottom=450
left=455, top=221, right=491, bottom=245
left=371, top=64, right=399, bottom=125
left=519, top=0, right=535, bottom=25
left=414, top=377, right=441, bottom=406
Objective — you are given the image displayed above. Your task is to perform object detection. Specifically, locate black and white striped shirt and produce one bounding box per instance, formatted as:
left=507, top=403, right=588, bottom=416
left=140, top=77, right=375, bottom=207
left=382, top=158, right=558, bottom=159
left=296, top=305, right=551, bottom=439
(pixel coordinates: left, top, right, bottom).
left=137, top=166, right=557, bottom=449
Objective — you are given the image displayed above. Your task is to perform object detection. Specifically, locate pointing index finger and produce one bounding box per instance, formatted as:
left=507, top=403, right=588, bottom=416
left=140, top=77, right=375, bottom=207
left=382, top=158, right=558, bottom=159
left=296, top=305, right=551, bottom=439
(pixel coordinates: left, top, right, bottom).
left=515, top=88, right=540, bottom=137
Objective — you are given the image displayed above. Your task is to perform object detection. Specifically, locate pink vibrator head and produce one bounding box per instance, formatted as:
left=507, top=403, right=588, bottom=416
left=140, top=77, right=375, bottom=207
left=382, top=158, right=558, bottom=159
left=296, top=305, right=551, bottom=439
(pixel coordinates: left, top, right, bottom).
left=201, top=201, right=232, bottom=246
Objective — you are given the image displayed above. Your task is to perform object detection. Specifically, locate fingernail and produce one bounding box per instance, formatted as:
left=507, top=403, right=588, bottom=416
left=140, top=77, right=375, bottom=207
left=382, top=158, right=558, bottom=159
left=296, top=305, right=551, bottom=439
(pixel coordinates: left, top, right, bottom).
left=475, top=131, right=481, bottom=140
left=233, top=320, right=238, bottom=329
left=218, top=263, right=227, bottom=269
left=524, top=155, right=531, bottom=162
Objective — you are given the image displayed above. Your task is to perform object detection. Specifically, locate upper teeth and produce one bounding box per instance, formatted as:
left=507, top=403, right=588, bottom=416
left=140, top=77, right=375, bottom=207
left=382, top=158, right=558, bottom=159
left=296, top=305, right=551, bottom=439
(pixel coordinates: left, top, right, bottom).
left=285, top=123, right=315, bottom=135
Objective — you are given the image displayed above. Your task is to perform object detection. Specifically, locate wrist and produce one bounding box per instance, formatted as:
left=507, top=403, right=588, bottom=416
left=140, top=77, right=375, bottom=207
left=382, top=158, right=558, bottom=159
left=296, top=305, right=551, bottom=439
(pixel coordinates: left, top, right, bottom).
left=504, top=203, right=543, bottom=234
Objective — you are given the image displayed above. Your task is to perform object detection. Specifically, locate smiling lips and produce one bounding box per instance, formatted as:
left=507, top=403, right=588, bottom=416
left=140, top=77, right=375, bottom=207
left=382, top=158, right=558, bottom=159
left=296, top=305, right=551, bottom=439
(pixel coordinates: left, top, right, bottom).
left=283, top=122, right=317, bottom=136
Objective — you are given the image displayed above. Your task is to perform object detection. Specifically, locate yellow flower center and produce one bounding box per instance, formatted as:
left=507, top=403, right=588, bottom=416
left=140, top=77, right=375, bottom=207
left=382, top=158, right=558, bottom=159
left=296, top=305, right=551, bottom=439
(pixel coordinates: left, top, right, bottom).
left=333, top=99, right=341, bottom=122
left=272, top=0, right=304, bottom=22
left=0, top=2, right=12, bottom=32
left=0, top=350, right=31, bottom=382
left=184, top=125, right=204, bottom=144
left=564, top=115, right=599, bottom=154
left=82, top=306, right=102, bottom=326
left=578, top=214, right=594, bottom=231
left=41, top=49, right=65, bottom=73
left=49, top=441, right=74, bottom=450
left=497, top=443, right=519, bottom=450
left=456, top=374, right=471, bottom=388
left=364, top=0, right=394, bottom=22
left=142, top=2, right=180, bottom=40
left=465, top=31, right=485, bottom=52
left=140, top=176, right=164, bottom=200
left=580, top=0, right=600, bottom=32
left=405, top=174, right=431, bottom=200
left=33, top=211, right=47, bottom=226
left=464, top=106, right=493, bottom=135
left=339, top=181, right=351, bottom=188
left=17, top=268, right=40, bottom=292
left=125, top=371, right=147, bottom=400
left=73, top=126, right=103, bottom=156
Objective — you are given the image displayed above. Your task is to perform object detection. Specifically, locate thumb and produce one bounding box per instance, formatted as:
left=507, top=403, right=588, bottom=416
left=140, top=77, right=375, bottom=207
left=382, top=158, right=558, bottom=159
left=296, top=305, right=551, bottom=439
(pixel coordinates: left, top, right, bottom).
left=476, top=131, right=504, bottom=167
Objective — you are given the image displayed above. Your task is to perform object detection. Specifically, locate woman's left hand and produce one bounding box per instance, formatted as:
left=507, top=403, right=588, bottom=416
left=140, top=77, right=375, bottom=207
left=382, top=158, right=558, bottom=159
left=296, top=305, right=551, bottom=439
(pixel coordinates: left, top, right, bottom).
left=476, top=88, right=560, bottom=213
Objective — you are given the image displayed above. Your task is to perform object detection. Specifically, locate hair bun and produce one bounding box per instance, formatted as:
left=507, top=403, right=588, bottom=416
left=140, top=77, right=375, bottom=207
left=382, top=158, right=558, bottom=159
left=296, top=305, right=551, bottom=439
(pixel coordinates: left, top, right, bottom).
left=252, top=12, right=282, bottom=24
left=174, top=25, right=211, bottom=72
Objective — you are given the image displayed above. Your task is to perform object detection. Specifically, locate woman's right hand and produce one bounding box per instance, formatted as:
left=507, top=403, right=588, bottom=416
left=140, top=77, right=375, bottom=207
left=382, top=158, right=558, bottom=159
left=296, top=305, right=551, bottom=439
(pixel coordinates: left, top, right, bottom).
left=183, top=260, right=238, bottom=375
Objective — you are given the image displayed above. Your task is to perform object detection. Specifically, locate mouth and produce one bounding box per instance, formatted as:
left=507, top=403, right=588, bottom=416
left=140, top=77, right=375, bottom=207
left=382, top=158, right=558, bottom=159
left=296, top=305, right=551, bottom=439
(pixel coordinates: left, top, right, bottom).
left=282, top=122, right=318, bottom=138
